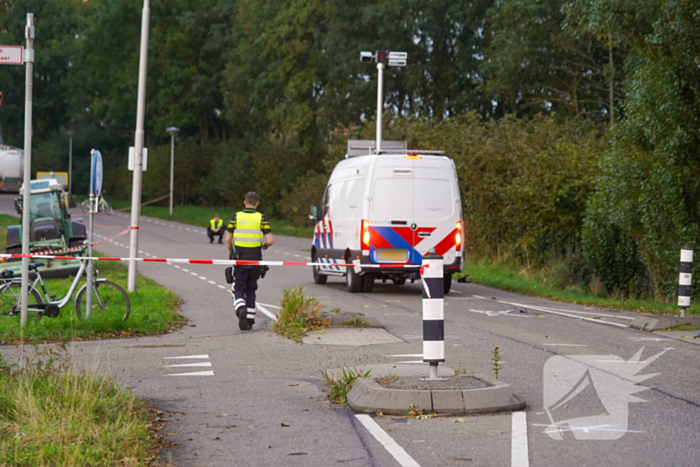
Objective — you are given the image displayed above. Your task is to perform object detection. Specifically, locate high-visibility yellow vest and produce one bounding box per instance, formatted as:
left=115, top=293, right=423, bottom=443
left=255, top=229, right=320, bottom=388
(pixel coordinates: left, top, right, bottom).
left=233, top=211, right=263, bottom=248
left=210, top=218, right=223, bottom=229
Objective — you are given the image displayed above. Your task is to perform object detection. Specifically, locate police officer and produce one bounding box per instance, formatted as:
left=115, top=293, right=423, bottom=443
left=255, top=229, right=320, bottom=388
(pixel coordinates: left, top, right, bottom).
left=207, top=214, right=225, bottom=243
left=225, top=192, right=273, bottom=331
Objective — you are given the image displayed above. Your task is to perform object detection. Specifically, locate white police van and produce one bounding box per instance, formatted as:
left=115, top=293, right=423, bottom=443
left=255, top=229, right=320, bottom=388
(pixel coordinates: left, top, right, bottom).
left=310, top=140, right=463, bottom=294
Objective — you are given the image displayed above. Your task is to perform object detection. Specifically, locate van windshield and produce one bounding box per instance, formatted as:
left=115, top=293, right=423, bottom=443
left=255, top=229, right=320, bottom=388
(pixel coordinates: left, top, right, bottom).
left=414, top=179, right=454, bottom=220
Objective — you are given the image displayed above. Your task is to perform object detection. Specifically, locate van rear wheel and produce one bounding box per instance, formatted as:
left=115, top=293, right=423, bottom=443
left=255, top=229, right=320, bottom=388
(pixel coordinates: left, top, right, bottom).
left=346, top=267, right=363, bottom=293
left=312, top=253, right=327, bottom=284
left=443, top=273, right=453, bottom=294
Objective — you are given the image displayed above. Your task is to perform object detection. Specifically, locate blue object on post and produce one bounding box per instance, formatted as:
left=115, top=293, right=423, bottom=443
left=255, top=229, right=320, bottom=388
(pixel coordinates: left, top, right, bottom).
left=91, top=149, right=103, bottom=197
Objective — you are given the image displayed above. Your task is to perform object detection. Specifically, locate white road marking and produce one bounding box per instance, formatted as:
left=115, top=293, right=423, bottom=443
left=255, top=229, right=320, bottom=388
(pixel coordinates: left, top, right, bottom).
left=174, top=265, right=181, bottom=269
left=256, top=303, right=278, bottom=322
left=531, top=423, right=643, bottom=434
left=355, top=414, right=420, bottom=467
left=164, top=354, right=209, bottom=359
left=294, top=254, right=301, bottom=257
left=451, top=290, right=463, bottom=294
left=199, top=276, right=206, bottom=280
left=182, top=268, right=189, bottom=272
left=217, top=285, right=226, bottom=289
left=629, top=337, right=673, bottom=341
left=384, top=354, right=423, bottom=357
left=208, top=280, right=216, bottom=285
left=531, top=305, right=635, bottom=320
left=541, top=344, right=587, bottom=347
left=166, top=370, right=215, bottom=377
left=164, top=362, right=212, bottom=368
left=257, top=302, right=281, bottom=309
left=511, top=411, right=529, bottom=467
left=191, top=272, right=198, bottom=276
left=495, top=299, right=630, bottom=328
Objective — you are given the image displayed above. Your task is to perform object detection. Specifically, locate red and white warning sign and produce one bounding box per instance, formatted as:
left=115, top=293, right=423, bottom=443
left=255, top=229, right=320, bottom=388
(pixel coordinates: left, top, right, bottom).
left=0, top=46, right=23, bottom=65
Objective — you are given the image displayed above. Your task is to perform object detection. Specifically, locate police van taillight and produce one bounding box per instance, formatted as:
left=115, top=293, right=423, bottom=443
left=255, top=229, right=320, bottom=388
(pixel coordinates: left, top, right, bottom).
left=455, top=221, right=462, bottom=251
left=361, top=220, right=370, bottom=250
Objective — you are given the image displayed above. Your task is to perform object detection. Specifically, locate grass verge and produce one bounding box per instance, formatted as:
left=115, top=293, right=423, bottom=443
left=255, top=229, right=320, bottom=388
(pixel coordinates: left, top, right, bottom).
left=272, top=286, right=327, bottom=342
left=102, top=198, right=314, bottom=238
left=458, top=259, right=699, bottom=315
left=0, top=344, right=163, bottom=466
left=0, top=214, right=184, bottom=344
left=323, top=367, right=372, bottom=405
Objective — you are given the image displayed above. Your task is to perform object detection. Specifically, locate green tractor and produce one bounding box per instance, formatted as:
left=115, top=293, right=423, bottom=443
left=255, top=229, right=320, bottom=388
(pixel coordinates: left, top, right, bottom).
left=3, top=178, right=86, bottom=277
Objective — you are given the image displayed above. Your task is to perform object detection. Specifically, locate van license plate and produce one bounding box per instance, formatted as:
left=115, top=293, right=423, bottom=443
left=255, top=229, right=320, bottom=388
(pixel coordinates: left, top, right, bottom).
left=375, top=248, right=409, bottom=263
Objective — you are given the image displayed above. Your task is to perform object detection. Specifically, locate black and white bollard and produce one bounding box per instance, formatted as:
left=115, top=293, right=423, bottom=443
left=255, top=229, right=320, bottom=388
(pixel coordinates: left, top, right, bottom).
left=678, top=247, right=693, bottom=318
left=421, top=252, right=445, bottom=381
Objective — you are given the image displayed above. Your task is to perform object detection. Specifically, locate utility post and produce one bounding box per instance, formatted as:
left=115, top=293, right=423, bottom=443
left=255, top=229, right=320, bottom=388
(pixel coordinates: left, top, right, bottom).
left=20, top=13, right=35, bottom=327
left=360, top=50, right=407, bottom=154
left=67, top=129, right=75, bottom=196
left=166, top=126, right=179, bottom=216
left=127, top=0, right=151, bottom=293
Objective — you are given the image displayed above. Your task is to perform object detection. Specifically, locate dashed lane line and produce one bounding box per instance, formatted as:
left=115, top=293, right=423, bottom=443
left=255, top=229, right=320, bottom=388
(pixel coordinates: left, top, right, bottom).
left=164, top=362, right=212, bottom=368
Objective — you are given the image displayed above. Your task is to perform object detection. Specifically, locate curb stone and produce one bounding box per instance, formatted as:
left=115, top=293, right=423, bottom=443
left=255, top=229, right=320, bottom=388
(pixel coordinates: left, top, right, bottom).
left=347, top=372, right=525, bottom=415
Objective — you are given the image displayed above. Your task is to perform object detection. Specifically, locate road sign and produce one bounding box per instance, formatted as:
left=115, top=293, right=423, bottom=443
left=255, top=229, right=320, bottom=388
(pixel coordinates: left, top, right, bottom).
left=0, top=46, right=23, bottom=65
left=92, top=150, right=103, bottom=196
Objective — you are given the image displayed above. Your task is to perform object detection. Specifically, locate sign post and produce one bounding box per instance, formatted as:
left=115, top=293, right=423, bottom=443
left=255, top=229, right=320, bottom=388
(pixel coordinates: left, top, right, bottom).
left=19, top=14, right=34, bottom=327
left=128, top=0, right=151, bottom=293
left=86, top=149, right=103, bottom=319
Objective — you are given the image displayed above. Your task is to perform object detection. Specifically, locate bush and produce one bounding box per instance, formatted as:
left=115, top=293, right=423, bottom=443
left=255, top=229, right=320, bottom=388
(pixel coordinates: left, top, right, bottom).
left=272, top=286, right=327, bottom=341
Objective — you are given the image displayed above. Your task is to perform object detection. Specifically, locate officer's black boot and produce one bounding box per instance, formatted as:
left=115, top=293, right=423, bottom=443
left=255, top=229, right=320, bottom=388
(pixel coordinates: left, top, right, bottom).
left=238, top=306, right=248, bottom=331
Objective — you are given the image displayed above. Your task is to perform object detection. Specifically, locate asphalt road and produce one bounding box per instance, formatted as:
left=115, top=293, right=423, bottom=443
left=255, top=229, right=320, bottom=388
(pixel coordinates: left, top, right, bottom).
left=1, top=195, right=698, bottom=466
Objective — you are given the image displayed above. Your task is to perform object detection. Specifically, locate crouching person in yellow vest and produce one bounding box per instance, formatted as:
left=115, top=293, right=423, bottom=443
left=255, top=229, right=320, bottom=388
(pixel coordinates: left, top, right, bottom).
left=208, top=214, right=225, bottom=244
left=225, top=192, right=273, bottom=331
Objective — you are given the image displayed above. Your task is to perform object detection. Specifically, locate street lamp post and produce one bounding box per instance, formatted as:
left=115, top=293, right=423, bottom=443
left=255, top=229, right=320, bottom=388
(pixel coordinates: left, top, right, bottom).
left=360, top=50, right=407, bottom=153
left=67, top=129, right=75, bottom=195
left=166, top=127, right=179, bottom=216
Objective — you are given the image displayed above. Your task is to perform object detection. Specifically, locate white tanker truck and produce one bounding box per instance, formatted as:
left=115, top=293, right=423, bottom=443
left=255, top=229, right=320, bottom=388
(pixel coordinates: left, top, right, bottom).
left=0, top=145, right=23, bottom=192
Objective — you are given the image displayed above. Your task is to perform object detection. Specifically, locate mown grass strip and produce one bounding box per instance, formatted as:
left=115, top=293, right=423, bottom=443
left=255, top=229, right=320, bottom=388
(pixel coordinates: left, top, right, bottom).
left=100, top=198, right=314, bottom=238
left=459, top=260, right=698, bottom=315
left=0, top=346, right=163, bottom=466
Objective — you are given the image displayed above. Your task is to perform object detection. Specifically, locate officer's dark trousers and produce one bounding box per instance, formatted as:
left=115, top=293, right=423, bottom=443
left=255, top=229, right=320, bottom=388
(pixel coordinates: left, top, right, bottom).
left=233, top=266, right=261, bottom=320
left=207, top=228, right=224, bottom=243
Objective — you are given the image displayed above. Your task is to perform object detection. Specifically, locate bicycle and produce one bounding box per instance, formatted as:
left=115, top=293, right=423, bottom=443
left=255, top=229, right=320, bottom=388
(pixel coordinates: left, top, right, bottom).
left=0, top=254, right=130, bottom=323
left=81, top=192, right=113, bottom=214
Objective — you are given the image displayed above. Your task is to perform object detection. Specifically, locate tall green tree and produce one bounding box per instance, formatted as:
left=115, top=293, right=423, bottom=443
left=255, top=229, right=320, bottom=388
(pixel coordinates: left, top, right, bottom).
left=580, top=0, right=700, bottom=298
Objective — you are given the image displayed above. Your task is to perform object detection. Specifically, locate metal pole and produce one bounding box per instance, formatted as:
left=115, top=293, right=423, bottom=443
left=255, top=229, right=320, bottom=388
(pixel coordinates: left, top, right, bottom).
left=421, top=252, right=446, bottom=381
left=376, top=61, right=384, bottom=153
left=68, top=134, right=73, bottom=196
left=169, top=133, right=174, bottom=216
left=678, top=247, right=692, bottom=318
left=128, top=0, right=151, bottom=292
left=86, top=150, right=95, bottom=319
left=20, top=13, right=34, bottom=327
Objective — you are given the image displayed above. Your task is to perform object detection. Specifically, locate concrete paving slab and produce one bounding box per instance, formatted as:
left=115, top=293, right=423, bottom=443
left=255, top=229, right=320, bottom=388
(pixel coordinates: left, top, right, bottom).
left=302, top=328, right=403, bottom=346
left=655, top=330, right=700, bottom=346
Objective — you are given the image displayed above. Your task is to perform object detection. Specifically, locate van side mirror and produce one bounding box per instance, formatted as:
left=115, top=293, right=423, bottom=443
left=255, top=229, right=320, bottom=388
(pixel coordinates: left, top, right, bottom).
left=13, top=198, right=22, bottom=214
left=309, top=205, right=318, bottom=221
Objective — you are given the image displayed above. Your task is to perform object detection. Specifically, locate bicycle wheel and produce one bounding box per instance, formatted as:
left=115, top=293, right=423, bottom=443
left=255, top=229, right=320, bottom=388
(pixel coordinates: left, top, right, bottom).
left=81, top=199, right=90, bottom=213
left=75, top=281, right=130, bottom=321
left=0, top=282, right=44, bottom=322
left=101, top=199, right=113, bottom=214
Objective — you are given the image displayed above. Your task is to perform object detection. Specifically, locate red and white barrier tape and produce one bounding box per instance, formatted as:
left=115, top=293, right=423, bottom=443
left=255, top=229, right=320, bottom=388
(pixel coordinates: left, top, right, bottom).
left=29, top=229, right=131, bottom=257
left=0, top=252, right=420, bottom=268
